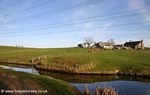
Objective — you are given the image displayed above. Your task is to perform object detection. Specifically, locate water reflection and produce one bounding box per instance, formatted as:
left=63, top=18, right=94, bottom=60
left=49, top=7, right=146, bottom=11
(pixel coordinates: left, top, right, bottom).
left=38, top=70, right=150, bottom=95
left=0, top=64, right=39, bottom=75
left=0, top=63, right=150, bottom=95
left=38, top=70, right=150, bottom=83
left=71, top=81, right=150, bottom=95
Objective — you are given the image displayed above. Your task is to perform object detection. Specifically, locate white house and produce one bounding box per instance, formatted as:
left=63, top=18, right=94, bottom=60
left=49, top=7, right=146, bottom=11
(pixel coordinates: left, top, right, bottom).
left=94, top=42, right=114, bottom=49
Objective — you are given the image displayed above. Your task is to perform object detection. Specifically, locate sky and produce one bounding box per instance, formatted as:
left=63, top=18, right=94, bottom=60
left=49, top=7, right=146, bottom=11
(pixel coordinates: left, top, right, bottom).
left=0, top=0, right=150, bottom=48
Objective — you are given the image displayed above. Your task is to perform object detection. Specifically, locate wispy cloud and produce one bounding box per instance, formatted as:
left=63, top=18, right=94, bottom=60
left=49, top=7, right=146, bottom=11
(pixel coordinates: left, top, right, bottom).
left=129, top=0, right=150, bottom=22
left=60, top=2, right=90, bottom=22
left=0, top=0, right=33, bottom=30
left=7, top=0, right=33, bottom=17
left=73, top=7, right=88, bottom=19
left=101, top=21, right=114, bottom=27
left=0, top=15, right=17, bottom=30
left=83, top=22, right=94, bottom=29
left=0, top=15, right=11, bottom=24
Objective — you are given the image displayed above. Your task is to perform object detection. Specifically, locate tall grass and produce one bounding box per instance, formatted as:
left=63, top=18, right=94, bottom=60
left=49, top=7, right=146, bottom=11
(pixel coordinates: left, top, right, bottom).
left=83, top=85, right=118, bottom=95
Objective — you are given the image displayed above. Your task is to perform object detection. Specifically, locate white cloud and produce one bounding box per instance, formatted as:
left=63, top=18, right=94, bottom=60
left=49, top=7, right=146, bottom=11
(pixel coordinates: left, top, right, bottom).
left=83, top=22, right=94, bottom=29
left=0, top=15, right=10, bottom=24
left=0, top=0, right=34, bottom=30
left=0, top=0, right=33, bottom=23
left=69, top=0, right=96, bottom=21
left=101, top=21, right=114, bottom=27
left=0, top=15, right=17, bottom=30
left=60, top=3, right=90, bottom=23
left=8, top=0, right=33, bottom=17
left=73, top=7, right=88, bottom=18
left=129, top=0, right=150, bottom=22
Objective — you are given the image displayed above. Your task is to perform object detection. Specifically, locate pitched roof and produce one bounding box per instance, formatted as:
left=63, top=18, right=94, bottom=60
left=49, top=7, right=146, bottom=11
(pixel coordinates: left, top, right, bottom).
left=95, top=42, right=113, bottom=46
left=114, top=44, right=124, bottom=47
left=124, top=41, right=142, bottom=46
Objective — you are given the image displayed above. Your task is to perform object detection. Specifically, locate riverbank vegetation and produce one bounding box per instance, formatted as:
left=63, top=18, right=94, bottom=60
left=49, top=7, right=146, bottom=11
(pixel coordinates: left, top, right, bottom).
left=0, top=69, right=81, bottom=95
left=0, top=46, right=150, bottom=76
left=84, top=86, right=118, bottom=95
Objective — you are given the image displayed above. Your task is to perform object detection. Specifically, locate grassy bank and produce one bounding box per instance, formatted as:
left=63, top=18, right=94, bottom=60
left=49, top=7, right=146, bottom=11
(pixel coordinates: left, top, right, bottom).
left=0, top=46, right=150, bottom=74
left=0, top=68, right=81, bottom=95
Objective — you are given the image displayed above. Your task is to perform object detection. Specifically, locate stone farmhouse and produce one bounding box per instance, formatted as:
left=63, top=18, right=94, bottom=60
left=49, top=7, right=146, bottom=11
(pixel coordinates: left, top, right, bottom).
left=77, top=40, right=144, bottom=50
left=93, top=42, right=114, bottom=49
left=124, top=40, right=144, bottom=50
left=114, top=44, right=124, bottom=49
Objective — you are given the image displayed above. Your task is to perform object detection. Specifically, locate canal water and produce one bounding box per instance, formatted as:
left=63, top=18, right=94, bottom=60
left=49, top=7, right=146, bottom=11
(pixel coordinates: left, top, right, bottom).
left=71, top=81, right=150, bottom=95
left=0, top=64, right=150, bottom=95
left=0, top=64, right=39, bottom=74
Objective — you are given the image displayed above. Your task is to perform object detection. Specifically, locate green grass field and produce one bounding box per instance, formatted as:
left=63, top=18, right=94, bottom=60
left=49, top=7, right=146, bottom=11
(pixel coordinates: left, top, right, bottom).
left=0, top=46, right=150, bottom=72
left=0, top=69, right=81, bottom=95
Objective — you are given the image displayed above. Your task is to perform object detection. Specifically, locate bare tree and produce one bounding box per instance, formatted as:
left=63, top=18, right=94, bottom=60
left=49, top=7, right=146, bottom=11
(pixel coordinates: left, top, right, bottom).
left=84, top=37, right=94, bottom=48
left=108, top=38, right=115, bottom=45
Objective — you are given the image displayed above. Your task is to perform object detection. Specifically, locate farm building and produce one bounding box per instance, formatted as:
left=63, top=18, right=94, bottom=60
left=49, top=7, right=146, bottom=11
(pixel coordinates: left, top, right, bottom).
left=124, top=40, right=144, bottom=50
left=78, top=43, right=84, bottom=48
left=94, top=42, right=114, bottom=49
left=114, top=44, right=124, bottom=49
left=77, top=43, right=88, bottom=48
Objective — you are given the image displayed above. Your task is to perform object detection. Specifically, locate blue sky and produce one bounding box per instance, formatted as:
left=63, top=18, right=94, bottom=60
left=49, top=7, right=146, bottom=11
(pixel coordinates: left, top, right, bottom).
left=0, top=0, right=150, bottom=48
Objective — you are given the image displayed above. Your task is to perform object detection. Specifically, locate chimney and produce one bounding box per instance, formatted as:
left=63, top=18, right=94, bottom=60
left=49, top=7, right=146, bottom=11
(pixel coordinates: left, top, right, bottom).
left=141, top=39, right=143, bottom=49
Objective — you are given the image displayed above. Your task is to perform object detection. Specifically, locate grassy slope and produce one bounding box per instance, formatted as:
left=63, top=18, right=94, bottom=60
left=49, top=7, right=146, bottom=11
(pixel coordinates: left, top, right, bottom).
left=0, top=69, right=81, bottom=95
left=0, top=46, right=150, bottom=72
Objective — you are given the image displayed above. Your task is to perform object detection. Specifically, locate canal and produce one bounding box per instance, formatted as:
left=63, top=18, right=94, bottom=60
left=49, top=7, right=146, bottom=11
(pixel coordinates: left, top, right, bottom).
left=0, top=64, right=150, bottom=95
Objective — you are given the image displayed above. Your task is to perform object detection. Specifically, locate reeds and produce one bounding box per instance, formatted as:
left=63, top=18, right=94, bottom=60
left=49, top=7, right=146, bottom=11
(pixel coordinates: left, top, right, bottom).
left=95, top=86, right=118, bottom=95
left=83, top=85, right=118, bottom=95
